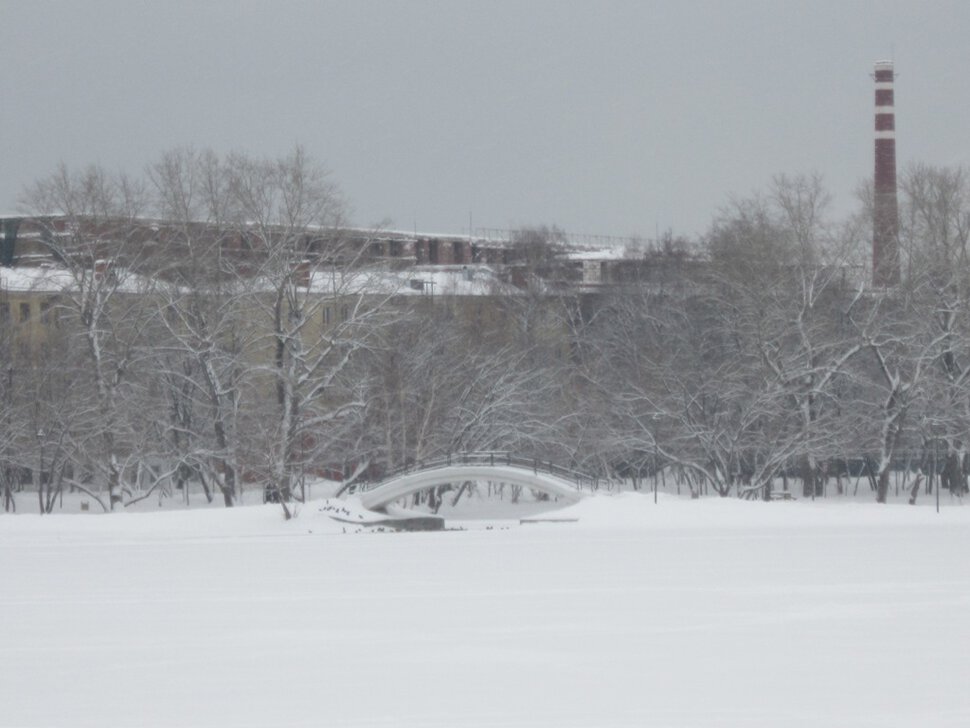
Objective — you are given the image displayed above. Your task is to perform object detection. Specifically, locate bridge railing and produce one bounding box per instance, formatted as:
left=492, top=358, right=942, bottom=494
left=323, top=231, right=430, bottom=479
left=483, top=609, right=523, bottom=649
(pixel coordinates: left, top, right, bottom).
left=351, top=452, right=598, bottom=493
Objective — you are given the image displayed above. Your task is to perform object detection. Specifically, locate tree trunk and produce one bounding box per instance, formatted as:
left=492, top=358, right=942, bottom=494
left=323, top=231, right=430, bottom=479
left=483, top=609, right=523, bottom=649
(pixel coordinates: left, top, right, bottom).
left=942, top=453, right=967, bottom=496
left=800, top=455, right=819, bottom=498
left=876, top=466, right=891, bottom=504
left=908, top=474, right=923, bottom=505
left=198, top=471, right=214, bottom=504
left=220, top=464, right=236, bottom=507
left=450, top=481, right=472, bottom=507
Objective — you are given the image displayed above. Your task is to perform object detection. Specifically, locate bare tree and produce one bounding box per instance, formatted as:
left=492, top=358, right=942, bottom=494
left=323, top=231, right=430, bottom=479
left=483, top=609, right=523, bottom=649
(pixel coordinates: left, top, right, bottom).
left=21, top=165, right=159, bottom=509
left=223, top=147, right=395, bottom=517
left=581, top=179, right=862, bottom=498
left=147, top=148, right=249, bottom=506
left=0, top=300, right=23, bottom=512
left=898, top=164, right=970, bottom=496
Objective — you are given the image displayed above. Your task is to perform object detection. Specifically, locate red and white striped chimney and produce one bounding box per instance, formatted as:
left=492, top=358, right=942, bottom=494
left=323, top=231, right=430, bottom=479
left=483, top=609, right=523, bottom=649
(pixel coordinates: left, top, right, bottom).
left=872, top=60, right=900, bottom=287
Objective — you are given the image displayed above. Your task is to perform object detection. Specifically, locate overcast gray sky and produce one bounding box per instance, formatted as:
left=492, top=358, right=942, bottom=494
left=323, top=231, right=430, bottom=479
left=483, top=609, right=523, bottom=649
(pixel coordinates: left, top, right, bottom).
left=1, top=1, right=968, bottom=238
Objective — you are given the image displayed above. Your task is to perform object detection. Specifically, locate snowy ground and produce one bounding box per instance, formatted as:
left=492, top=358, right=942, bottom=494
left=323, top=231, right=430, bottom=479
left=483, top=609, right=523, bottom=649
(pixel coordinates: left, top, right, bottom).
left=3, top=493, right=970, bottom=727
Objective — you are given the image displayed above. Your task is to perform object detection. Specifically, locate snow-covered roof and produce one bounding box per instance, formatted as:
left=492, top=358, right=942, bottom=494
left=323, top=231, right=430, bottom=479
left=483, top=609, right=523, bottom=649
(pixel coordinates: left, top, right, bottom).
left=0, top=264, right=156, bottom=295
left=565, top=247, right=630, bottom=261
left=0, top=265, right=76, bottom=293
left=298, top=264, right=512, bottom=298
left=1, top=261, right=512, bottom=300
left=390, top=265, right=510, bottom=297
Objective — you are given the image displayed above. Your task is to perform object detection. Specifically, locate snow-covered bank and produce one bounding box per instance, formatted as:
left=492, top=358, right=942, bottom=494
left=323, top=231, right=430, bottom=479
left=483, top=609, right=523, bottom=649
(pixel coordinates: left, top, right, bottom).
left=3, top=494, right=970, bottom=727
left=3, top=490, right=968, bottom=540
left=557, top=490, right=970, bottom=529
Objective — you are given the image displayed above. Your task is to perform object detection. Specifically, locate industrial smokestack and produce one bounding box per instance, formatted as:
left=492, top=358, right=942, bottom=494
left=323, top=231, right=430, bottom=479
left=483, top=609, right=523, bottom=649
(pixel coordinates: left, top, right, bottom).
left=872, top=60, right=900, bottom=287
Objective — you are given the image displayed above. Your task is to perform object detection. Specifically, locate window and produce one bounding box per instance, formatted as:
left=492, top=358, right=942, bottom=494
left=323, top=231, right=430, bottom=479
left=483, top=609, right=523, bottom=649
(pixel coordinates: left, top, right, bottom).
left=19, top=302, right=30, bottom=323
left=340, top=305, right=349, bottom=322
left=40, top=299, right=57, bottom=326
left=0, top=302, right=9, bottom=323
left=323, top=307, right=332, bottom=326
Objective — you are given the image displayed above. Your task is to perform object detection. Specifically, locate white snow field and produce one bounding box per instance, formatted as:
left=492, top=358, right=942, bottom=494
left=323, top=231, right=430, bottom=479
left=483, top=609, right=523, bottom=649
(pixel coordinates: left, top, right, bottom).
left=3, top=494, right=970, bottom=727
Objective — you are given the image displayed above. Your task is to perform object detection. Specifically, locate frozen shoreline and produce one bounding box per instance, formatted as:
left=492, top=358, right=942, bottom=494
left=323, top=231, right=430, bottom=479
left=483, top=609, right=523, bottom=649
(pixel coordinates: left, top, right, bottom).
left=4, top=494, right=970, bottom=727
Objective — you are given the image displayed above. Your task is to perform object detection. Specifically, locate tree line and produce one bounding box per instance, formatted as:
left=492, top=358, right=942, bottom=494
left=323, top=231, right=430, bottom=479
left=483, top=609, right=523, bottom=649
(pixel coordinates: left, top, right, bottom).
left=1, top=149, right=968, bottom=513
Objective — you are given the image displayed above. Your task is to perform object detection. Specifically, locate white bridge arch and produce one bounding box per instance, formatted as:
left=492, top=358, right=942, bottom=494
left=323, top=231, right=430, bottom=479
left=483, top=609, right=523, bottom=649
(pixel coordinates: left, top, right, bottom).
left=356, top=455, right=590, bottom=512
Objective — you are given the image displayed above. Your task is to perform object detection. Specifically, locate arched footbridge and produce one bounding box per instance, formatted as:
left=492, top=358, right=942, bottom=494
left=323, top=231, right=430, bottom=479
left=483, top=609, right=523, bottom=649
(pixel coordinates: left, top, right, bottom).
left=352, top=453, right=593, bottom=512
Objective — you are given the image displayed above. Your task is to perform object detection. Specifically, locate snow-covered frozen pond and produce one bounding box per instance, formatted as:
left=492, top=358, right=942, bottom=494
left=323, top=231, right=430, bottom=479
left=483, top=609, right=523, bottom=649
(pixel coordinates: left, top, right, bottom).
left=3, top=494, right=970, bottom=727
